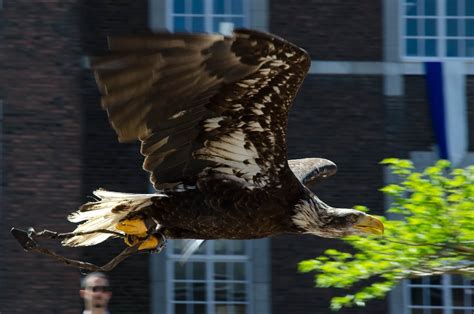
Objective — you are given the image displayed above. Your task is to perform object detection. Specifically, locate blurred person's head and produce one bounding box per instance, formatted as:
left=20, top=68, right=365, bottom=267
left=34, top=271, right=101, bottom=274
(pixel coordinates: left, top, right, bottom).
left=80, top=272, right=112, bottom=312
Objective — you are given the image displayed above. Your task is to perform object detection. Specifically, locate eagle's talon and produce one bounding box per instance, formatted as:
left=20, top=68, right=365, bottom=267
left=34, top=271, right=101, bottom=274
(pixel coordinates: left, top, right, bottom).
left=116, top=218, right=147, bottom=235
left=11, top=228, right=38, bottom=251
left=138, top=235, right=159, bottom=251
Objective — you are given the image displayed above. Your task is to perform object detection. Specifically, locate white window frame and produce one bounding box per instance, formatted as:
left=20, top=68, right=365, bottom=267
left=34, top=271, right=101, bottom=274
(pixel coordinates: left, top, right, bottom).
left=165, top=0, right=250, bottom=33
left=403, top=275, right=474, bottom=314
left=166, top=240, right=253, bottom=314
left=400, top=0, right=474, bottom=61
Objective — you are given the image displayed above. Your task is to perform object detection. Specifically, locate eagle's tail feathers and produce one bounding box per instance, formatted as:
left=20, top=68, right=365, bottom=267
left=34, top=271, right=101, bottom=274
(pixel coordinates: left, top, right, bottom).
left=62, top=189, right=165, bottom=247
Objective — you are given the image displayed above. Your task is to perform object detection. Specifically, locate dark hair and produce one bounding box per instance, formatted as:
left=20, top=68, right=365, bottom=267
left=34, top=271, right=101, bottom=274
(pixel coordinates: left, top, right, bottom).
left=81, top=272, right=109, bottom=289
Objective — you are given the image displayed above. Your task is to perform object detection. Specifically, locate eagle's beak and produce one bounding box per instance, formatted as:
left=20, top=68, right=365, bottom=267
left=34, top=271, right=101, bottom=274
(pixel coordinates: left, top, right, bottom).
left=354, top=214, right=384, bottom=235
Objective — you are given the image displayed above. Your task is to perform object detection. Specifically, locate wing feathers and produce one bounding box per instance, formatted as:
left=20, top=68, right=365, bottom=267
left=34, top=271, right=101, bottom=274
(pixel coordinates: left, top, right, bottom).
left=92, top=29, right=310, bottom=189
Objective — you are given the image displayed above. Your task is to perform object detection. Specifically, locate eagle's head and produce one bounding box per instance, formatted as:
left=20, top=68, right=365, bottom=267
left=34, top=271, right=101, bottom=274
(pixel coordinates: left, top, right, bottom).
left=292, top=195, right=384, bottom=238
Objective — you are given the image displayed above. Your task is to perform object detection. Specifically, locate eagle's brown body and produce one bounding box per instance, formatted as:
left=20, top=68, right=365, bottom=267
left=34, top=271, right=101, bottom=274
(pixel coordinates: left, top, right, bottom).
left=152, top=167, right=304, bottom=239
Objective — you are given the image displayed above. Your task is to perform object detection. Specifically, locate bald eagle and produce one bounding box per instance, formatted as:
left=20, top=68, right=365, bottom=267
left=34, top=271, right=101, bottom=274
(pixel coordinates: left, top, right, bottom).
left=12, top=29, right=383, bottom=270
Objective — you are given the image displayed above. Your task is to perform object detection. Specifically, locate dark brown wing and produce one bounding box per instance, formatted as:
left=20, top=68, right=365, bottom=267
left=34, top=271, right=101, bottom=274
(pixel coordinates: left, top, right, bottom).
left=91, top=29, right=310, bottom=190
left=288, top=158, right=337, bottom=187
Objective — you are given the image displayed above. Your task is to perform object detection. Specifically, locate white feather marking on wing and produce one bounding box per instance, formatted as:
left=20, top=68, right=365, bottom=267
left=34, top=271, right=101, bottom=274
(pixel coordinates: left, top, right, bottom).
left=203, top=117, right=224, bottom=132
left=252, top=108, right=264, bottom=115
left=170, top=110, right=186, bottom=119
left=247, top=121, right=264, bottom=132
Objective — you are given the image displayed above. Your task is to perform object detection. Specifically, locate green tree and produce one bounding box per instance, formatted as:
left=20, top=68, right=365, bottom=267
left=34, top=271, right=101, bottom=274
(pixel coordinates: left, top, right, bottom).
left=299, top=158, right=474, bottom=310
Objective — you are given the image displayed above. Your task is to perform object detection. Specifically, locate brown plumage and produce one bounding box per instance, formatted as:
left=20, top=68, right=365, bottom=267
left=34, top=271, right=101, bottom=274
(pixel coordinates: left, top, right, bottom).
left=12, top=30, right=383, bottom=270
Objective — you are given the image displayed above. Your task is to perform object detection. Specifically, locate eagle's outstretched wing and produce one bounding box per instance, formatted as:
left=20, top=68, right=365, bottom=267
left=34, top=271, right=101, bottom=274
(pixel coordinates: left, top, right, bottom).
left=91, top=29, right=310, bottom=190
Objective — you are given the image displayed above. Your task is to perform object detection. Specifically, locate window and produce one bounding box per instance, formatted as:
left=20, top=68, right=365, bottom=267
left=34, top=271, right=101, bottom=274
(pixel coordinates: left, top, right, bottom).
left=404, top=275, right=474, bottom=314
left=401, top=0, right=474, bottom=59
left=166, top=240, right=252, bottom=314
left=168, top=0, right=248, bottom=33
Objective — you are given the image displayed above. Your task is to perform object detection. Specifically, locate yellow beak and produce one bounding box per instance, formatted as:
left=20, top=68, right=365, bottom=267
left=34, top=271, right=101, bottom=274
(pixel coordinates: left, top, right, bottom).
left=354, top=214, right=384, bottom=235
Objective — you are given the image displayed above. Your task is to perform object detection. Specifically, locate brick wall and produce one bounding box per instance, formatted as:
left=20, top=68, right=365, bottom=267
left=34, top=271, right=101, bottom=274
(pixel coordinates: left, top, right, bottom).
left=80, top=1, right=151, bottom=313
left=403, top=76, right=435, bottom=153
left=0, top=0, right=151, bottom=313
left=0, top=1, right=83, bottom=312
left=269, top=0, right=383, bottom=61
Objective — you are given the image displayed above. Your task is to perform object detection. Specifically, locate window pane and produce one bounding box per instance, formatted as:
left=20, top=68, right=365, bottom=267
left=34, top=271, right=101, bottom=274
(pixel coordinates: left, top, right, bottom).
left=466, top=19, right=474, bottom=36
left=447, top=39, right=459, bottom=56
left=192, top=262, right=206, bottom=280
left=424, top=0, right=436, bottom=15
left=192, top=17, right=205, bottom=32
left=231, top=0, right=244, bottom=14
left=406, top=0, right=419, bottom=16
left=234, top=304, right=246, bottom=314
left=215, top=240, right=228, bottom=254
left=174, top=0, right=186, bottom=13
left=447, top=0, right=459, bottom=16
left=194, top=304, right=206, bottom=314
left=174, top=17, right=187, bottom=32
left=233, top=283, right=246, bottom=301
left=430, top=287, right=443, bottom=306
left=192, top=0, right=204, bottom=14
left=175, top=262, right=186, bottom=279
left=452, top=288, right=465, bottom=306
left=467, top=40, right=474, bottom=56
left=174, top=282, right=187, bottom=300
left=425, top=39, right=437, bottom=56
left=425, top=19, right=436, bottom=36
left=451, top=275, right=465, bottom=285
left=193, top=282, right=206, bottom=301
left=429, top=276, right=441, bottom=285
left=234, top=262, right=246, bottom=280
left=406, top=39, right=418, bottom=56
left=447, top=19, right=459, bottom=36
left=215, top=282, right=229, bottom=301
left=231, top=17, right=245, bottom=28
left=407, top=19, right=418, bottom=36
left=175, top=303, right=187, bottom=314
left=214, top=0, right=225, bottom=14
left=230, top=241, right=245, bottom=255
left=411, top=287, right=424, bottom=305
left=173, top=240, right=184, bottom=254
left=215, top=304, right=231, bottom=314
left=467, top=0, right=474, bottom=16
left=215, top=262, right=228, bottom=280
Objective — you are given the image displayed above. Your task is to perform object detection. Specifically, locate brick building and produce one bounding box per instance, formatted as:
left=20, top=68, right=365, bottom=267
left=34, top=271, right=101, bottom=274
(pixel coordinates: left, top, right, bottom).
left=0, top=1, right=473, bottom=313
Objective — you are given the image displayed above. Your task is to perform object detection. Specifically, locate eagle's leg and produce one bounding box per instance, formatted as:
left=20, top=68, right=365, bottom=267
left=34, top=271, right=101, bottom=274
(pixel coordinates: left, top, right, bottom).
left=30, top=228, right=125, bottom=241
left=11, top=227, right=166, bottom=271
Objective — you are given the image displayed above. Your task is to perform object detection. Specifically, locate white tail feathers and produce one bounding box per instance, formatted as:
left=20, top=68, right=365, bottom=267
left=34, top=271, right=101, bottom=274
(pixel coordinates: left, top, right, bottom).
left=62, top=189, right=166, bottom=247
